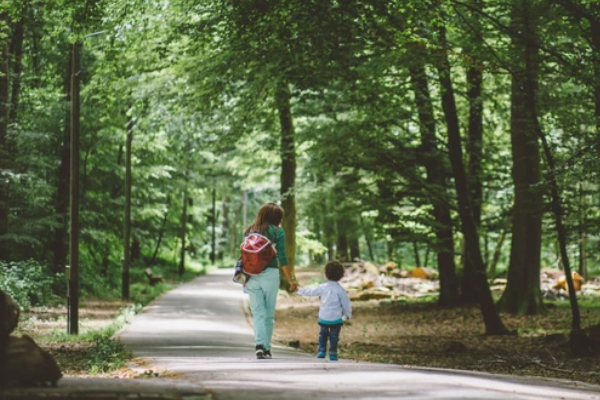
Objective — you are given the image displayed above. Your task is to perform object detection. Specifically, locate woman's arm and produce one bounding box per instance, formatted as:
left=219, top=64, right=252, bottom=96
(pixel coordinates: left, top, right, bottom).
left=281, top=265, right=298, bottom=291
left=275, top=227, right=297, bottom=291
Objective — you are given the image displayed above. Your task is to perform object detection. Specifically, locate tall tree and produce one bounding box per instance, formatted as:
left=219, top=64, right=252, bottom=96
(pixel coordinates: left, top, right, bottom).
left=52, top=48, right=72, bottom=273
left=408, top=52, right=459, bottom=307
left=122, top=107, right=133, bottom=299
left=0, top=6, right=10, bottom=261
left=459, top=0, right=485, bottom=304
left=275, top=81, right=297, bottom=272
left=497, top=0, right=544, bottom=315
left=8, top=3, right=24, bottom=123
left=434, top=8, right=509, bottom=334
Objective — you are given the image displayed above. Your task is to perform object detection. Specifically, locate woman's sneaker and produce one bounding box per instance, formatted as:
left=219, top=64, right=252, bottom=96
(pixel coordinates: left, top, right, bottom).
left=255, top=345, right=265, bottom=359
left=317, top=352, right=326, bottom=359
left=329, top=353, right=338, bottom=361
left=264, top=349, right=272, bottom=359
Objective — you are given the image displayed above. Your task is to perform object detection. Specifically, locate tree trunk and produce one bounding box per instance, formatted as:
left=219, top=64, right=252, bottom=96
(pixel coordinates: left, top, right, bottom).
left=412, top=241, right=420, bottom=267
left=387, top=241, right=395, bottom=263
left=8, top=17, right=23, bottom=123
left=122, top=111, right=133, bottom=300
left=0, top=10, right=10, bottom=261
left=68, top=42, right=82, bottom=335
left=337, top=224, right=349, bottom=262
left=179, top=151, right=189, bottom=276
left=497, top=0, right=544, bottom=315
left=210, top=187, right=216, bottom=263
left=466, top=4, right=484, bottom=226
left=52, top=49, right=72, bottom=273
left=488, top=225, right=508, bottom=279
left=323, top=192, right=336, bottom=262
left=578, top=184, right=587, bottom=281
left=435, top=22, right=509, bottom=334
left=535, top=75, right=581, bottom=330
left=349, top=237, right=360, bottom=262
left=517, top=22, right=581, bottom=329
left=313, top=217, right=323, bottom=264
left=151, top=198, right=170, bottom=264
left=275, top=81, right=296, bottom=272
left=219, top=197, right=230, bottom=260
left=461, top=2, right=485, bottom=302
left=359, top=214, right=375, bottom=261
left=409, top=59, right=459, bottom=306
left=593, top=14, right=600, bottom=133
left=131, top=238, right=140, bottom=263
left=230, top=194, right=244, bottom=258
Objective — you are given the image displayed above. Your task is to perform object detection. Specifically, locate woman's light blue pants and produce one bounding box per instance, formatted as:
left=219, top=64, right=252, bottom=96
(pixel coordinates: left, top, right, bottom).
left=245, top=267, right=280, bottom=350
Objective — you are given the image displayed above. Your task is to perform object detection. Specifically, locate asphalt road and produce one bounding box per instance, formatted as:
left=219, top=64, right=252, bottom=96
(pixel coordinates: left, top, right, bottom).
left=116, top=269, right=600, bottom=400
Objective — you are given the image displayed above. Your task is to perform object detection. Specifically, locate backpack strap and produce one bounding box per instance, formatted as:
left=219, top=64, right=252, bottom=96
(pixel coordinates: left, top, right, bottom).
left=248, top=226, right=279, bottom=243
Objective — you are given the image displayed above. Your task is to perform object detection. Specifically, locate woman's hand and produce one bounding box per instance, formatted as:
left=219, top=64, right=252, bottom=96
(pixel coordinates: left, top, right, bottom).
left=288, top=277, right=298, bottom=292
left=281, top=265, right=298, bottom=292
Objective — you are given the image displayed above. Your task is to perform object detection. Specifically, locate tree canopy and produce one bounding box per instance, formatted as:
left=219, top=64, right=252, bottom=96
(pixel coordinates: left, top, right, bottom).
left=1, top=0, right=600, bottom=341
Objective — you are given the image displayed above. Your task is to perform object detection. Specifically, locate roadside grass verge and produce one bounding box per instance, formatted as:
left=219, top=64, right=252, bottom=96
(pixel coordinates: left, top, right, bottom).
left=13, top=259, right=209, bottom=377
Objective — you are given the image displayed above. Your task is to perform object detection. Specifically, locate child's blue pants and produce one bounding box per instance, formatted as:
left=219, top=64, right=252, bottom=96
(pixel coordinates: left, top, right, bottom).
left=318, top=323, right=342, bottom=356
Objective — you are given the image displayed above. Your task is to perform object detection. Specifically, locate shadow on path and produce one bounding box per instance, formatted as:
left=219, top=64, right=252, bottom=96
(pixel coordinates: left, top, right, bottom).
left=116, top=269, right=600, bottom=400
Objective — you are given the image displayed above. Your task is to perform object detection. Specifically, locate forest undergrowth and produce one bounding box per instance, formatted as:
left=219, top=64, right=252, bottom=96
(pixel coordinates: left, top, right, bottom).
left=274, top=269, right=600, bottom=386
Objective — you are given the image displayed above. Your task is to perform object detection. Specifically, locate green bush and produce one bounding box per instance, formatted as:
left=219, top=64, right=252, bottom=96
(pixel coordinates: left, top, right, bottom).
left=0, top=260, right=60, bottom=309
left=88, top=336, right=131, bottom=373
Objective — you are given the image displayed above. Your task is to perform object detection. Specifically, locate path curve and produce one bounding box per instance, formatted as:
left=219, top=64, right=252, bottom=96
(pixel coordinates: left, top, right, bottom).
left=118, top=269, right=600, bottom=400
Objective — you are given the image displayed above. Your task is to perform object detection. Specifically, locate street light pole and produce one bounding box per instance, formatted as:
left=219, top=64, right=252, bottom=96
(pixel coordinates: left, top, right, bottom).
left=68, top=41, right=81, bottom=335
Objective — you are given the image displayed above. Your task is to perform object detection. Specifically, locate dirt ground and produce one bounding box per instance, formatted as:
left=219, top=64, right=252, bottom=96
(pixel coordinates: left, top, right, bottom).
left=274, top=269, right=600, bottom=386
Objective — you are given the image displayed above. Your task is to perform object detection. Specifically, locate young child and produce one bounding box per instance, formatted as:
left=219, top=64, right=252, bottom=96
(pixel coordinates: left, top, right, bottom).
left=297, top=260, right=352, bottom=361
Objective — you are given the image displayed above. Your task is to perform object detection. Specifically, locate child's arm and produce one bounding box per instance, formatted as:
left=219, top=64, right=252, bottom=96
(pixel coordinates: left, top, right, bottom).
left=340, top=290, right=352, bottom=319
left=297, top=285, right=322, bottom=297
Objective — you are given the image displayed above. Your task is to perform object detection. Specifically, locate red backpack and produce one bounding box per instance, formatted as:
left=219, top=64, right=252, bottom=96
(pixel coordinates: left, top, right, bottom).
left=240, top=228, right=279, bottom=275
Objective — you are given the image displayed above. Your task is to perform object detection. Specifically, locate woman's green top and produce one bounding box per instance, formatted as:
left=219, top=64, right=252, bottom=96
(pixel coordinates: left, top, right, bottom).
left=264, top=225, right=289, bottom=269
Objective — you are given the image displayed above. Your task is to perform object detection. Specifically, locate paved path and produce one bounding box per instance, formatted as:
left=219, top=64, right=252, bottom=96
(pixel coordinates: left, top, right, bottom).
left=3, top=269, right=599, bottom=400
left=116, top=269, right=600, bottom=400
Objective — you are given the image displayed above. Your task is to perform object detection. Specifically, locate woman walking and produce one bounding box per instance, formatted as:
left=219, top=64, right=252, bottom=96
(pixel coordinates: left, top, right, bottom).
left=244, top=203, right=298, bottom=359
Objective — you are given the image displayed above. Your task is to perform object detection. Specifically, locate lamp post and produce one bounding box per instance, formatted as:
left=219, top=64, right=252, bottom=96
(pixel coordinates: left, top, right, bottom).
left=68, top=31, right=104, bottom=334
left=68, top=40, right=81, bottom=335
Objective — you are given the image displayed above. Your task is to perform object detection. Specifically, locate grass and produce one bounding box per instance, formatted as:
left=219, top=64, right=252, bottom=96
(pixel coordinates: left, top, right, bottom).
left=13, top=257, right=208, bottom=377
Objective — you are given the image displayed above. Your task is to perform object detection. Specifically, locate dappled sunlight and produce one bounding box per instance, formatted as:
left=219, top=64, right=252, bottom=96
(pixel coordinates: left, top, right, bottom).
left=169, top=288, right=245, bottom=299
left=124, top=317, right=248, bottom=333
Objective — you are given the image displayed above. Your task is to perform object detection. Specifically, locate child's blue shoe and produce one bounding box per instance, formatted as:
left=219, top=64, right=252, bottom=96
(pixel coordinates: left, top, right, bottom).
left=329, top=354, right=338, bottom=361
left=317, top=352, right=326, bottom=359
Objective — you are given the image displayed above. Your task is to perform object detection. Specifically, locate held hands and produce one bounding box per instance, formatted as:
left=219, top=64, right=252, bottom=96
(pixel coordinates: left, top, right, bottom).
left=288, top=276, right=298, bottom=292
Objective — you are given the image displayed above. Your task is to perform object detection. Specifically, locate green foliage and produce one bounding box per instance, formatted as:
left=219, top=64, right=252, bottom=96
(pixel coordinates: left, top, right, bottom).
left=1, top=0, right=600, bottom=325
left=42, top=304, right=142, bottom=344
left=0, top=260, right=60, bottom=309
left=88, top=336, right=131, bottom=373
left=38, top=304, right=139, bottom=374
left=129, top=282, right=174, bottom=305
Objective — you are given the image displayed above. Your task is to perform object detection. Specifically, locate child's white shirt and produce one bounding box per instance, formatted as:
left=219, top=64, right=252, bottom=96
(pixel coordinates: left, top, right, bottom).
left=298, top=281, right=352, bottom=324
